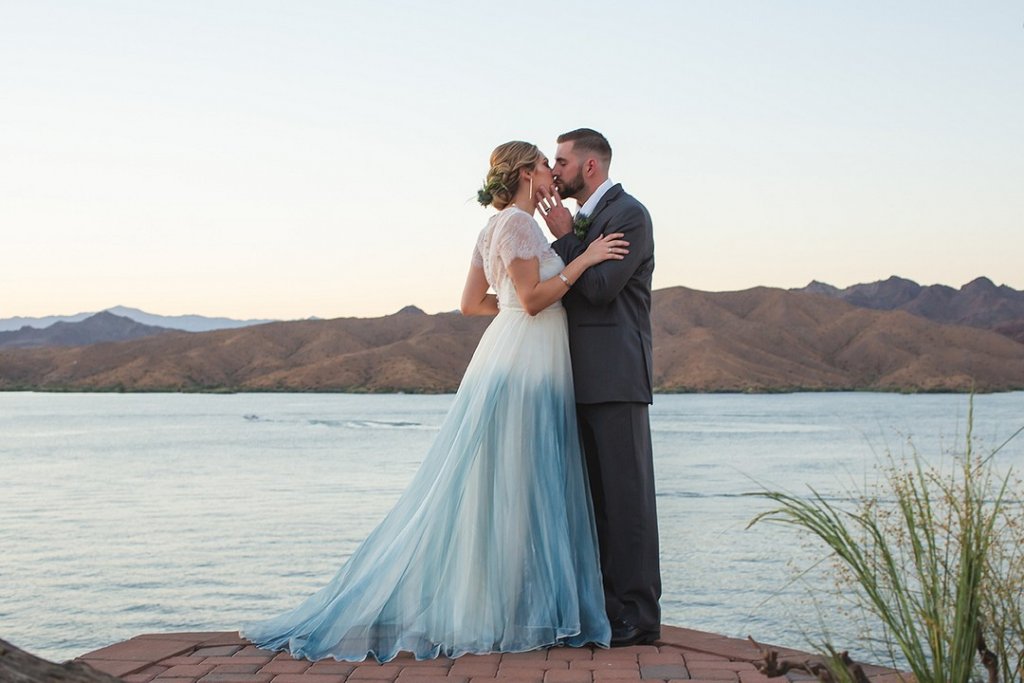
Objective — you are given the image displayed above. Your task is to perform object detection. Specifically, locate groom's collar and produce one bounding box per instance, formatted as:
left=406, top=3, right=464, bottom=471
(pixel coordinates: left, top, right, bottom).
left=577, top=178, right=615, bottom=217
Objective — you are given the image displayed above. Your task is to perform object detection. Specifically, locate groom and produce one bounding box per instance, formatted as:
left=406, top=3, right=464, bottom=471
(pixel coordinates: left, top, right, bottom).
left=539, top=128, right=660, bottom=646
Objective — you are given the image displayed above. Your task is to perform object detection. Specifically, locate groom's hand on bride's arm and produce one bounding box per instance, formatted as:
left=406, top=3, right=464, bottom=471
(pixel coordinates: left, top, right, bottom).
left=536, top=185, right=572, bottom=239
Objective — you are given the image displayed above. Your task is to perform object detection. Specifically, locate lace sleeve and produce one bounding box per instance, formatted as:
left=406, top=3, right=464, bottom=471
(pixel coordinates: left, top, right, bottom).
left=494, top=211, right=551, bottom=267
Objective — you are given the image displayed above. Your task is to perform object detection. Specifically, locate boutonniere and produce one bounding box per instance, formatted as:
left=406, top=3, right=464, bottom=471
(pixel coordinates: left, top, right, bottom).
left=572, top=214, right=593, bottom=239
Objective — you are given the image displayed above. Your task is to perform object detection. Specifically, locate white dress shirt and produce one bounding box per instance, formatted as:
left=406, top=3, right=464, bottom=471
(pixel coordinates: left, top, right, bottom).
left=576, top=178, right=615, bottom=218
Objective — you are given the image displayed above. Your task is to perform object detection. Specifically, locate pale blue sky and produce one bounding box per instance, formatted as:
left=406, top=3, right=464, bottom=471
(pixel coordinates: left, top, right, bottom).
left=3, top=1, right=1022, bottom=319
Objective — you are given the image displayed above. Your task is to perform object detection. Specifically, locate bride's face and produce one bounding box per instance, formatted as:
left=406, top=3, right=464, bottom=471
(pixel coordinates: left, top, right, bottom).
left=530, top=156, right=554, bottom=189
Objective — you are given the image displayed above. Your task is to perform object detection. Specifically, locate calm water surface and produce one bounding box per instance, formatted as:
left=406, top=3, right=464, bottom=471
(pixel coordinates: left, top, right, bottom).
left=1, top=392, right=1022, bottom=662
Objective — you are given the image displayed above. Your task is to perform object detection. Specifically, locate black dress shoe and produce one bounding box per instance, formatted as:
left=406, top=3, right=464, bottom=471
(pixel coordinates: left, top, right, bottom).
left=610, top=618, right=660, bottom=647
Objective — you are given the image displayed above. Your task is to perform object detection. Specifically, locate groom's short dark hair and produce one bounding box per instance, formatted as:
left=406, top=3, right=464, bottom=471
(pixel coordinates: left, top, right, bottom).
left=557, top=128, right=612, bottom=165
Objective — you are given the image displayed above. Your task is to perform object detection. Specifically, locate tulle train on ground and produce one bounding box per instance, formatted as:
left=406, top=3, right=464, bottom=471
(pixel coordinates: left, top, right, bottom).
left=240, top=304, right=611, bottom=661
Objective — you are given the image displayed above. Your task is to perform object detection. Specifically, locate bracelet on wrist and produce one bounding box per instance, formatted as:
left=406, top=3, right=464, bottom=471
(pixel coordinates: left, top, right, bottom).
left=558, top=273, right=572, bottom=287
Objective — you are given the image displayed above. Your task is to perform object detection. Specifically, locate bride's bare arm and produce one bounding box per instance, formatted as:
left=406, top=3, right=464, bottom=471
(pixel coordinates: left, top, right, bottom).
left=506, top=233, right=628, bottom=316
left=460, top=264, right=499, bottom=316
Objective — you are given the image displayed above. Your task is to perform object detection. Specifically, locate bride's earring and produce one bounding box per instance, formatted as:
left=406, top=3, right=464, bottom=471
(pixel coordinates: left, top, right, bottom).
left=529, top=175, right=533, bottom=200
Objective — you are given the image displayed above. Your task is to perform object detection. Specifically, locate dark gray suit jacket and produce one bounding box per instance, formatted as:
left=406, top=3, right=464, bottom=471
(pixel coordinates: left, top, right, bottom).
left=551, top=184, right=654, bottom=405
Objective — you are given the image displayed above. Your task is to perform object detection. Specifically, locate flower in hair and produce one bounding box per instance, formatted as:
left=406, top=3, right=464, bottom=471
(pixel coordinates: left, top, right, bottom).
left=477, top=178, right=509, bottom=207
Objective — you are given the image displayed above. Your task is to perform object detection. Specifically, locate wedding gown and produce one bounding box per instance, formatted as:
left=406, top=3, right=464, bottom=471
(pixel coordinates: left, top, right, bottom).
left=241, top=207, right=610, bottom=662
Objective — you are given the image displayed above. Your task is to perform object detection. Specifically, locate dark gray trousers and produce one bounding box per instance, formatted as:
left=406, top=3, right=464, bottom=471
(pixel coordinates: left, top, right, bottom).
left=577, top=401, right=661, bottom=632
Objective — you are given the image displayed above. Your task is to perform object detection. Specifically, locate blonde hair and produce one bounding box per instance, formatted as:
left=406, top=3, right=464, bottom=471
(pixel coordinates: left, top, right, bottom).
left=477, top=141, right=541, bottom=210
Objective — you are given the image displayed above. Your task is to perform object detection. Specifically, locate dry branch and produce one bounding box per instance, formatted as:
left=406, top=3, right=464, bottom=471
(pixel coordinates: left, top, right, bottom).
left=748, top=636, right=871, bottom=683
left=0, top=638, right=123, bottom=683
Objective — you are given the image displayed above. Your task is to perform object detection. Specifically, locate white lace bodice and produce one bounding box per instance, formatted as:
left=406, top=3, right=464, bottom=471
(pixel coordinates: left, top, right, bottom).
left=471, top=207, right=566, bottom=311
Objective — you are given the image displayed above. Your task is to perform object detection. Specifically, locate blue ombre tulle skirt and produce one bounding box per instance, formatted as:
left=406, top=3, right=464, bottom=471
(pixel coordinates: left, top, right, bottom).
left=240, top=305, right=611, bottom=661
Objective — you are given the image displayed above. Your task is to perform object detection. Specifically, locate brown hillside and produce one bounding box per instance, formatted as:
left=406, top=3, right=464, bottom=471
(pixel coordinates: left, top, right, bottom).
left=994, top=319, right=1024, bottom=345
left=2, top=288, right=1023, bottom=393
left=653, top=287, right=1024, bottom=392
left=0, top=308, right=489, bottom=393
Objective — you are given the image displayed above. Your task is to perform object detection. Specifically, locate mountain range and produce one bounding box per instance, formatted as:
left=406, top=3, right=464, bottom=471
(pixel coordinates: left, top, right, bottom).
left=794, top=276, right=1024, bottom=343
left=0, top=311, right=172, bottom=350
left=2, top=281, right=1022, bottom=393
left=0, top=306, right=275, bottom=333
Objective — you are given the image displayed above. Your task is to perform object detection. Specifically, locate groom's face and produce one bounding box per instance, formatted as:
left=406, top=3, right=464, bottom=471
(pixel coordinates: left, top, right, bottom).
left=552, top=142, right=585, bottom=200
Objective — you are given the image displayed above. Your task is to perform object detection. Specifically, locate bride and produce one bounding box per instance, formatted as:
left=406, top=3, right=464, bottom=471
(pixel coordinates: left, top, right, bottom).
left=241, top=141, right=628, bottom=662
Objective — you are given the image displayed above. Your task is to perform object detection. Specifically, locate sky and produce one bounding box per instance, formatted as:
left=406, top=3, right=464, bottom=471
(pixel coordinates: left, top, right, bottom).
left=2, top=1, right=1022, bottom=320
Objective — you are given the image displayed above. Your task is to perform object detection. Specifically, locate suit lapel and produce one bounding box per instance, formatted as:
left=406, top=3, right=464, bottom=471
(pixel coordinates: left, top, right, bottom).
left=584, top=184, right=623, bottom=240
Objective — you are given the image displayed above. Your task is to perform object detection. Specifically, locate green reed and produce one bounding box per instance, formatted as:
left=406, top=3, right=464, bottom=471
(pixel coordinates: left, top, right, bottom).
left=748, top=399, right=1024, bottom=683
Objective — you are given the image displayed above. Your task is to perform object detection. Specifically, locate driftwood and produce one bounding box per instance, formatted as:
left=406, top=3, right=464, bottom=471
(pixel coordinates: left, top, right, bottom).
left=0, top=638, right=123, bottom=683
left=976, top=629, right=999, bottom=683
left=750, top=627, right=1002, bottom=683
left=748, top=636, right=872, bottom=683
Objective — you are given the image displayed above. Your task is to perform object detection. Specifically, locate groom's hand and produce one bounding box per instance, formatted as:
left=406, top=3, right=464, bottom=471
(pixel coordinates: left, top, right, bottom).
left=536, top=185, right=573, bottom=239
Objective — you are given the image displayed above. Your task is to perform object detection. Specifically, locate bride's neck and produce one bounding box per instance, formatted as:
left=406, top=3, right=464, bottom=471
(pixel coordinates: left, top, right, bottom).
left=509, top=190, right=536, bottom=214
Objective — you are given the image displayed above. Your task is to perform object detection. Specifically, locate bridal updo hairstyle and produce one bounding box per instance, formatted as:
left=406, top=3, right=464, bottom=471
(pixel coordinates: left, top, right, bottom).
left=477, top=141, right=542, bottom=210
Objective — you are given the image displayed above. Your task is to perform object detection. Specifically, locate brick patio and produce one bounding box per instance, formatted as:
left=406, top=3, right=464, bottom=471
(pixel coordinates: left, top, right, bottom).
left=75, top=625, right=906, bottom=683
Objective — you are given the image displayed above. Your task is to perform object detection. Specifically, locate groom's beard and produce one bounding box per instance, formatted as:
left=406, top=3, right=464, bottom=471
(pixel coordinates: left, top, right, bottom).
left=555, top=169, right=585, bottom=200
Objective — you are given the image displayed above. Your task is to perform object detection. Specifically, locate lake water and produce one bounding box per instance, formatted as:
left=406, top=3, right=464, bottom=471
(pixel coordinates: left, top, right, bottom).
left=1, top=392, right=1022, bottom=663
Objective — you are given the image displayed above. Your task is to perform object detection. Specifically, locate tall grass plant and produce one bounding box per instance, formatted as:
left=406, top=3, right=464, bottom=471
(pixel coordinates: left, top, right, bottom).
left=749, top=400, right=1024, bottom=683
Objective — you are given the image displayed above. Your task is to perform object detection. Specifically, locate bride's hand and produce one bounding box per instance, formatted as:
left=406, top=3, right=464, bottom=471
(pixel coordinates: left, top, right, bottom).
left=583, top=232, right=629, bottom=266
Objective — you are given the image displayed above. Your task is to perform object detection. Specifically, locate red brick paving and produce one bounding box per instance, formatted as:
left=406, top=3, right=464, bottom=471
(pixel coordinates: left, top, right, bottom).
left=76, top=626, right=906, bottom=683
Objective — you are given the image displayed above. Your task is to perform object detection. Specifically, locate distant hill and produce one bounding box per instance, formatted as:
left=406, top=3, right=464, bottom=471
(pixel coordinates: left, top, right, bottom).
left=0, top=311, right=93, bottom=332
left=0, top=306, right=275, bottom=333
left=995, top=320, right=1024, bottom=345
left=2, top=287, right=1022, bottom=393
left=793, top=276, right=1024, bottom=335
left=651, top=287, right=1024, bottom=393
left=103, top=306, right=278, bottom=332
left=0, top=312, right=173, bottom=349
